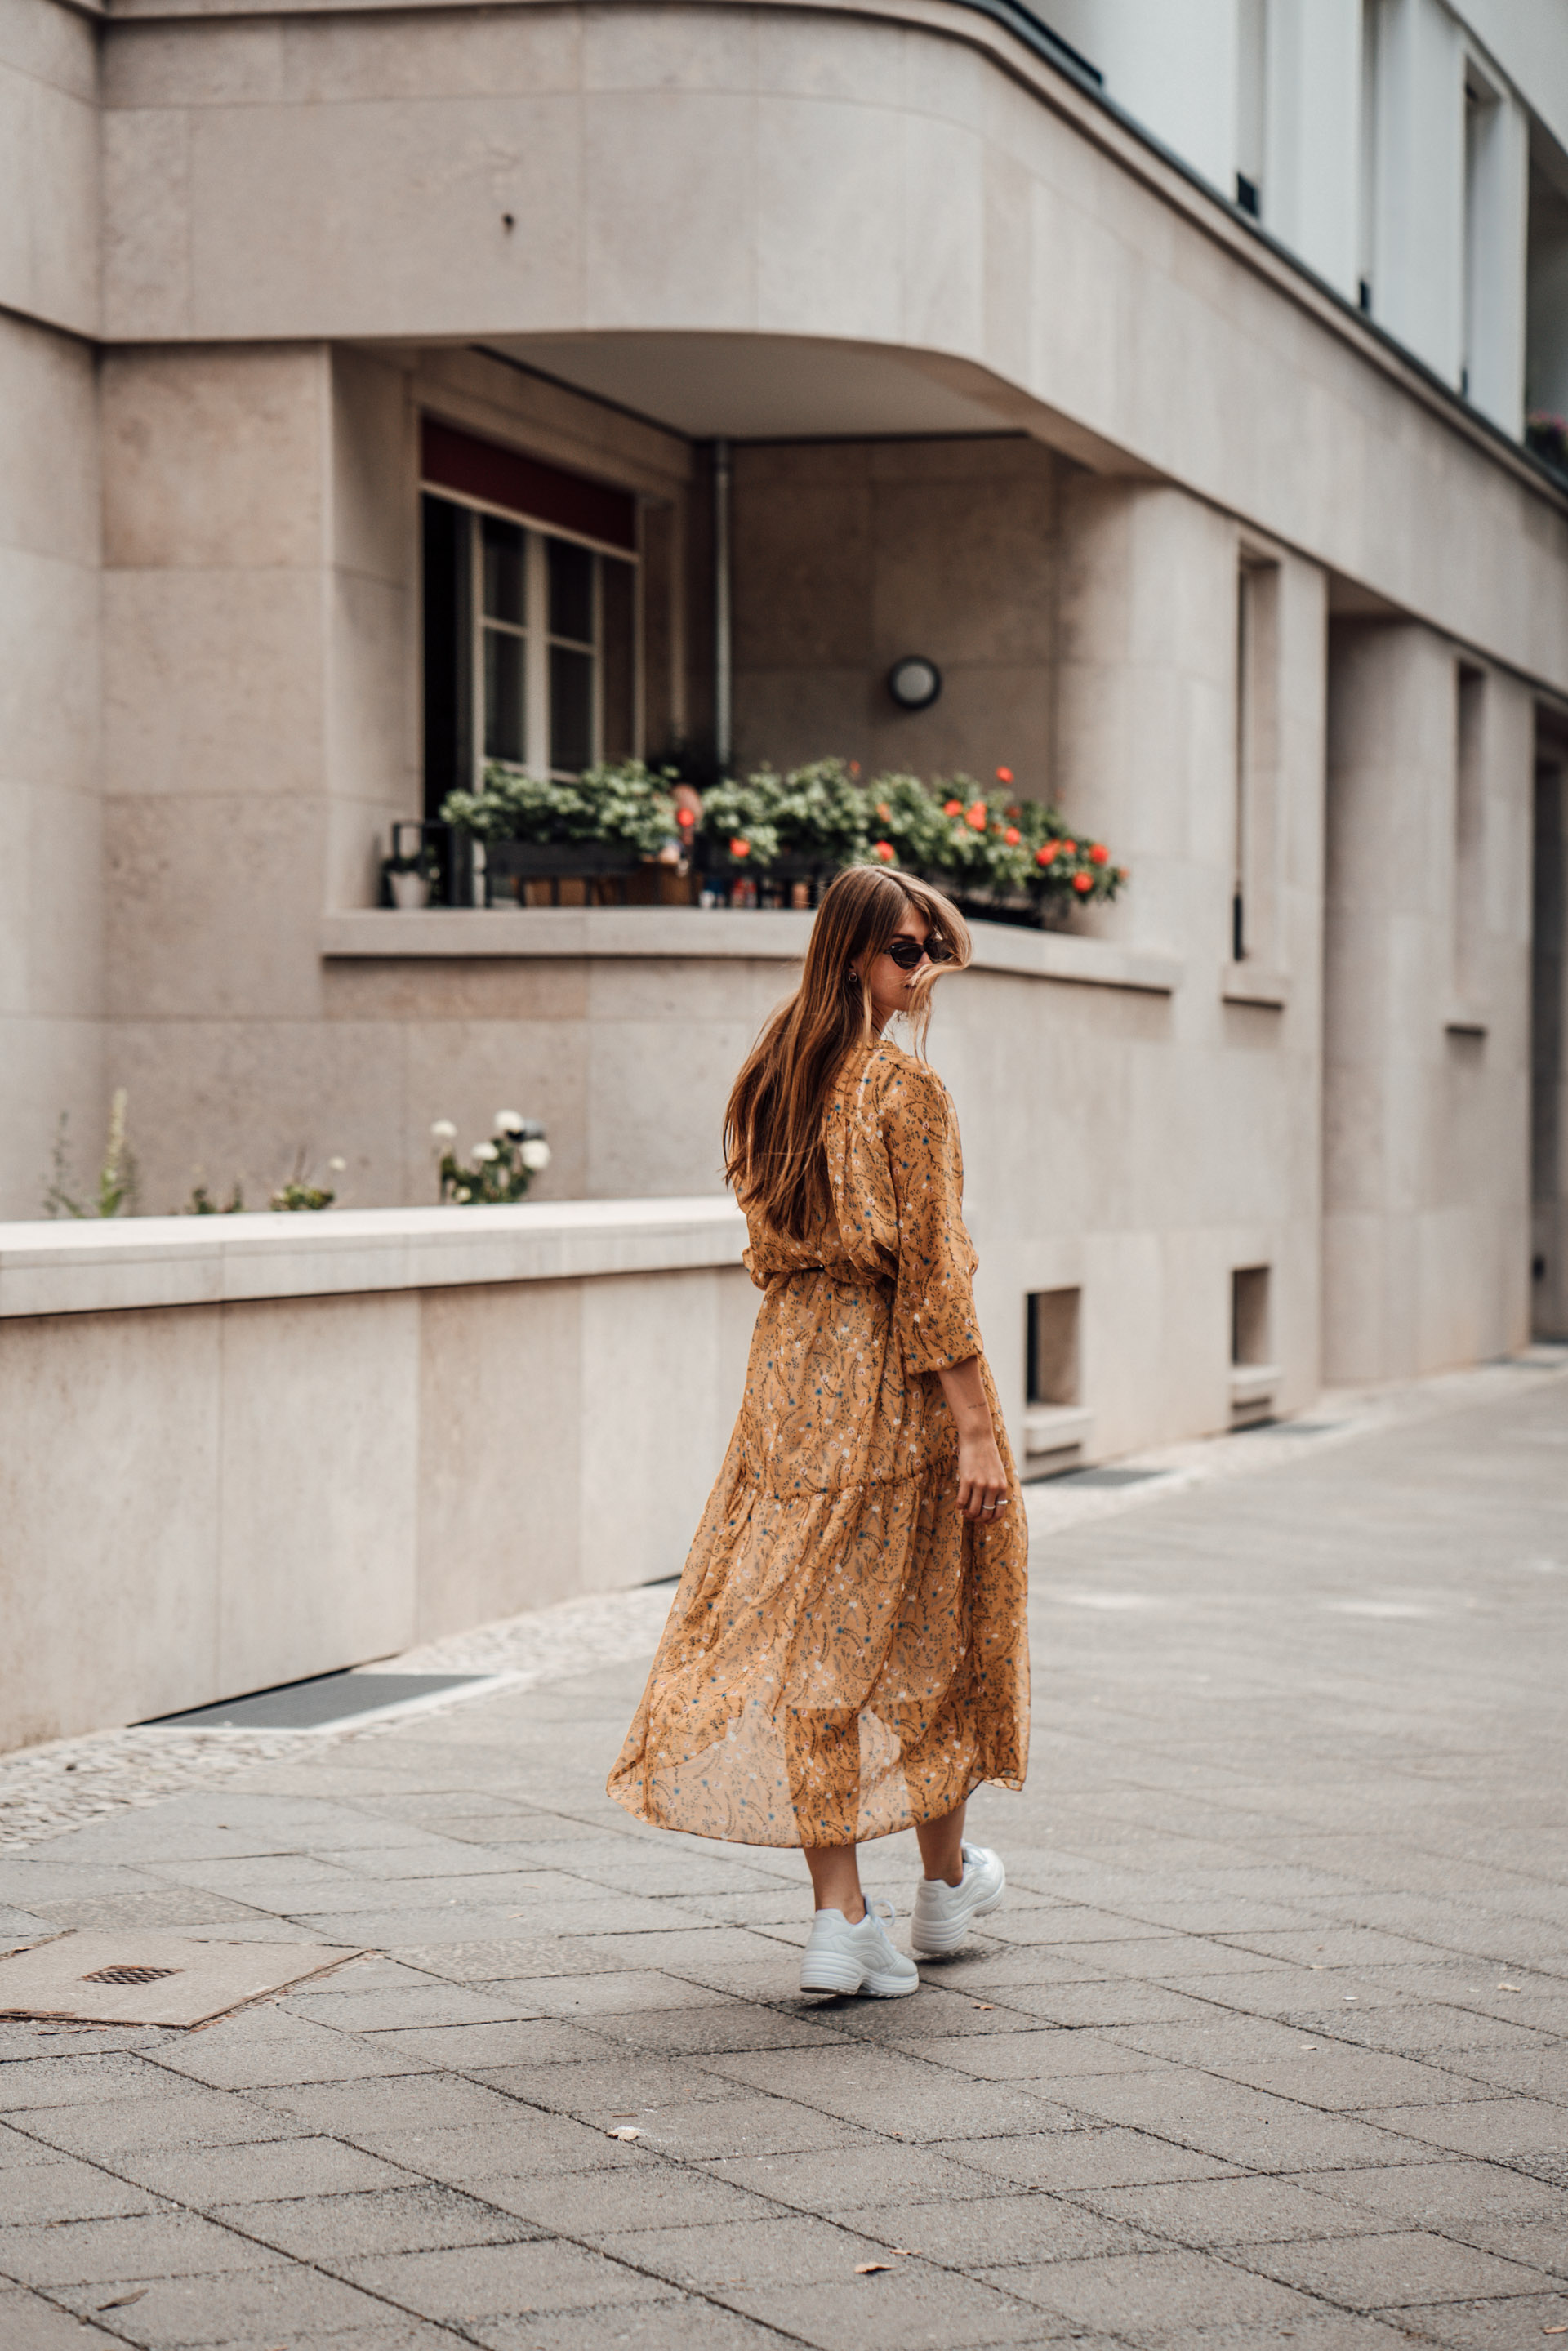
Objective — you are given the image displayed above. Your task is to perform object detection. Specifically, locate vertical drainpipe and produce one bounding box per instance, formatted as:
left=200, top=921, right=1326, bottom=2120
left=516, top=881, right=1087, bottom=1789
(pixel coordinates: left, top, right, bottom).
left=713, top=438, right=733, bottom=776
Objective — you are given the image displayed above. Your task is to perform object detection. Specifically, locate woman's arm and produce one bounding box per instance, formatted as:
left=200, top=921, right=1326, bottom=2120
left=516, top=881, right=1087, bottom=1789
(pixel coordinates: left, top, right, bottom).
left=936, top=1355, right=1009, bottom=1521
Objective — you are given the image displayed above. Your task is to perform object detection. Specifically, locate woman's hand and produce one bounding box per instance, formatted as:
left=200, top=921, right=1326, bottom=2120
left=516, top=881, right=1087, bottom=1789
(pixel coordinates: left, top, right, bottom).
left=956, top=1431, right=1009, bottom=1521
left=936, top=1355, right=1013, bottom=1525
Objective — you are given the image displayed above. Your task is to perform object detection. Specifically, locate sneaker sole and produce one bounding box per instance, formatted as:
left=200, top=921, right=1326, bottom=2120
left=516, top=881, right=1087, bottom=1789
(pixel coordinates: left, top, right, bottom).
left=909, top=1880, right=1005, bottom=1957
left=800, top=1956, right=920, bottom=1998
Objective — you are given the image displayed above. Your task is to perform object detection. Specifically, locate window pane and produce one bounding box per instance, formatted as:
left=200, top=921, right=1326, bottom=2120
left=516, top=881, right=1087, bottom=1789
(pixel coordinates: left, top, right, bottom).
left=550, top=644, right=595, bottom=773
left=484, top=626, right=525, bottom=763
left=548, top=537, right=595, bottom=644
left=601, top=556, right=635, bottom=763
left=482, top=515, right=526, bottom=625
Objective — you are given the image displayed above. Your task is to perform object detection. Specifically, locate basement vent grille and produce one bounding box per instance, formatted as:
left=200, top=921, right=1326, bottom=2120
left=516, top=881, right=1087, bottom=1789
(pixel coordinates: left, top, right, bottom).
left=81, top=1966, right=182, bottom=1987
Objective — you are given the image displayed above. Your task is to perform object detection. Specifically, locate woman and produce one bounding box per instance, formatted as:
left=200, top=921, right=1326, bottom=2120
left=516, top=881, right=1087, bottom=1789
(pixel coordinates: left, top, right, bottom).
left=608, top=866, right=1029, bottom=1997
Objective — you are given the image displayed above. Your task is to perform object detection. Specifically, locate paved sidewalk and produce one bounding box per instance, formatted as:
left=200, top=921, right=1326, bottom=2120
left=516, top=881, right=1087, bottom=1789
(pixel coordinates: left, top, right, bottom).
left=2, top=1368, right=1567, bottom=2350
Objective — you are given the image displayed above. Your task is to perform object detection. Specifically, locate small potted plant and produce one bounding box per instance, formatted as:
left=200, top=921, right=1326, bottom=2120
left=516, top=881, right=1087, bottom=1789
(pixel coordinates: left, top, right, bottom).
left=382, top=821, right=442, bottom=910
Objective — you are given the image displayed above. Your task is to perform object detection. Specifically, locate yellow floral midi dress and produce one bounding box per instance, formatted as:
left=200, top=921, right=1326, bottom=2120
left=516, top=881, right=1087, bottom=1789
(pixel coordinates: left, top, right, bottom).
left=608, top=1039, right=1030, bottom=1848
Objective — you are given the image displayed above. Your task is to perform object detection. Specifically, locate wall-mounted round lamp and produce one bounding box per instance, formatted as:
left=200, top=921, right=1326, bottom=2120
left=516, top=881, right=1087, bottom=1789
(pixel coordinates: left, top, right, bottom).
left=886, top=655, right=942, bottom=711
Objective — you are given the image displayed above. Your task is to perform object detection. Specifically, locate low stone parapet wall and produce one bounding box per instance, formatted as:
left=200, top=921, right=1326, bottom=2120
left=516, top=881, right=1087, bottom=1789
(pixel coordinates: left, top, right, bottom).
left=0, top=1200, right=753, bottom=1758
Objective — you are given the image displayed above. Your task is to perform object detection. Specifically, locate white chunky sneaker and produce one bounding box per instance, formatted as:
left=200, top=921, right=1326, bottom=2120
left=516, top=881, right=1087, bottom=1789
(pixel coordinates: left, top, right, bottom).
left=910, top=1842, right=1006, bottom=1957
left=799, top=1898, right=920, bottom=1997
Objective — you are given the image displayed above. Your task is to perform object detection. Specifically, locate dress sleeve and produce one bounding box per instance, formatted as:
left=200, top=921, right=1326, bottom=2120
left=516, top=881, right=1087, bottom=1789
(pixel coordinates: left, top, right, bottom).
left=883, top=1062, right=982, bottom=1374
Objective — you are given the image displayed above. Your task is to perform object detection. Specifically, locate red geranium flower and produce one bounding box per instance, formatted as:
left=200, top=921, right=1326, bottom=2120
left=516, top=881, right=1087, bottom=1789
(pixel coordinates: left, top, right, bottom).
left=996, top=766, right=1013, bottom=784
left=871, top=840, right=896, bottom=864
left=1062, top=839, right=1077, bottom=855
left=675, top=806, right=695, bottom=828
left=1089, top=842, right=1110, bottom=864
left=1035, top=842, right=1059, bottom=866
left=943, top=799, right=963, bottom=817
left=1073, top=870, right=1093, bottom=893
left=1004, top=826, right=1021, bottom=847
left=730, top=838, right=751, bottom=859
left=965, top=801, right=987, bottom=830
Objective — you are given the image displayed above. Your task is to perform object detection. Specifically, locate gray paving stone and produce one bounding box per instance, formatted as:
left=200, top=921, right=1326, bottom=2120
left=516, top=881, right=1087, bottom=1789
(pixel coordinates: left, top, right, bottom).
left=950, top=2126, right=1240, bottom=2193
left=583, top=2004, right=849, bottom=2058
left=146, top=2018, right=436, bottom=2092
left=0, top=2211, right=268, bottom=2289
left=0, top=2055, right=172, bottom=2113
left=594, top=2212, right=899, bottom=2290
left=51, top=2262, right=399, bottom=2344
left=360, top=2020, right=624, bottom=2072
left=1356, top=2096, right=1568, bottom=2162
left=116, top=2133, right=421, bottom=2206
left=1437, top=2216, right=1568, bottom=2273
left=356, top=2114, right=645, bottom=2182
left=1052, top=2072, right=1433, bottom=2173
left=16, top=2090, right=301, bottom=2157
left=488, top=2164, right=777, bottom=2235
left=243, top=2072, right=535, bottom=2137
left=283, top=1982, right=552, bottom=2031
left=595, top=2092, right=884, bottom=2163
left=694, top=2043, right=1068, bottom=2141
left=210, top=2184, right=545, bottom=2260
left=831, top=2189, right=1156, bottom=2266
left=1391, top=2289, right=1568, bottom=2345
left=891, top=2028, right=1168, bottom=2082
left=519, top=1970, right=742, bottom=2019
left=716, top=2265, right=1064, bottom=2348
left=1236, top=2225, right=1553, bottom=2309
left=29, top=1892, right=276, bottom=1934
left=341, top=2238, right=669, bottom=2319
left=982, top=2245, right=1325, bottom=2333
left=0, top=2122, right=87, bottom=2167
left=469, top=2297, right=782, bottom=2349
left=0, top=2282, right=123, bottom=2348
left=0, top=2161, right=166, bottom=2227
left=696, top=2141, right=1005, bottom=2212
left=1069, top=2171, right=1391, bottom=2245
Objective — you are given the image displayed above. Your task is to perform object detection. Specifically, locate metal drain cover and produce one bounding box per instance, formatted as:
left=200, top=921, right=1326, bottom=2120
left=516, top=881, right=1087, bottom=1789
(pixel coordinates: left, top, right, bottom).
left=82, top=1965, right=182, bottom=1987
left=0, top=1932, right=363, bottom=2025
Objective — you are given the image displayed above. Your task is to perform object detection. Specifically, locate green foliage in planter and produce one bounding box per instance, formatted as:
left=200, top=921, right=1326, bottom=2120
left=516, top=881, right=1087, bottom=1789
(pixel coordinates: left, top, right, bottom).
left=862, top=773, right=960, bottom=873
left=861, top=772, right=1125, bottom=910
left=753, top=759, right=870, bottom=865
left=441, top=760, right=678, bottom=859
left=696, top=774, right=782, bottom=870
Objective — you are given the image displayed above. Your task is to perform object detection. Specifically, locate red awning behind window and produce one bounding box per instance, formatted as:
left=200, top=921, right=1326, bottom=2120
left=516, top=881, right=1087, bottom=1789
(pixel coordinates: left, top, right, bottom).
left=421, top=417, right=637, bottom=554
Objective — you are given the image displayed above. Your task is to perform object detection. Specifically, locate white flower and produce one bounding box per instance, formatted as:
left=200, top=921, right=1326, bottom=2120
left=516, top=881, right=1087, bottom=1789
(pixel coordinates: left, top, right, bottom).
left=430, top=1119, right=457, bottom=1143
left=495, top=1108, right=525, bottom=1136
left=520, top=1139, right=551, bottom=1172
left=455, top=1185, right=472, bottom=1202
left=327, top=1156, right=346, bottom=1173
left=473, top=1141, right=499, bottom=1163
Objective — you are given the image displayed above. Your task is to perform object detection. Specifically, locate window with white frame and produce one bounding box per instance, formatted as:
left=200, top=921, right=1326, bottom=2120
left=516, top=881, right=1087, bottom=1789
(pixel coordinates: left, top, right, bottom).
left=421, top=420, right=638, bottom=819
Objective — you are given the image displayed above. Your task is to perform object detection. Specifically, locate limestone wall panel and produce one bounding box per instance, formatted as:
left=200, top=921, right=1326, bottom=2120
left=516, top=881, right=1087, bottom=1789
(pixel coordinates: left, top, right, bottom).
left=216, top=1292, right=421, bottom=1694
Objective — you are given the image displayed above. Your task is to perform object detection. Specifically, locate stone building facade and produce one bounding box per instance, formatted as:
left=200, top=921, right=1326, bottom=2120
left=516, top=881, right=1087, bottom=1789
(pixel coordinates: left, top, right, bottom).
left=4, top=0, right=1568, bottom=1468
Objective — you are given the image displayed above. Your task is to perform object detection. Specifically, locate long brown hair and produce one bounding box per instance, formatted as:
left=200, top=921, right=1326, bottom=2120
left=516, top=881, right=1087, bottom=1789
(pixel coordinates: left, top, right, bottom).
left=724, top=866, right=971, bottom=1240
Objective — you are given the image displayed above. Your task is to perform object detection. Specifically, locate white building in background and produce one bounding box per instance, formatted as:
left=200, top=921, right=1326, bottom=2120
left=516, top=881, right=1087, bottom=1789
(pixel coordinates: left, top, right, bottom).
left=2, top=0, right=1568, bottom=1494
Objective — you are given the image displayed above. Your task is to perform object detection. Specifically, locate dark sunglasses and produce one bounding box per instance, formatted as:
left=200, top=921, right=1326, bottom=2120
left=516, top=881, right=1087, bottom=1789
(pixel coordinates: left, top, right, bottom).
left=884, top=933, right=952, bottom=972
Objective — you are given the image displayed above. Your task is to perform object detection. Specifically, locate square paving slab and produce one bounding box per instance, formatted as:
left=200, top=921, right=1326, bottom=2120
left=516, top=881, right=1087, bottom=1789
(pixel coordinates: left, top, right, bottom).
left=0, top=1932, right=363, bottom=2025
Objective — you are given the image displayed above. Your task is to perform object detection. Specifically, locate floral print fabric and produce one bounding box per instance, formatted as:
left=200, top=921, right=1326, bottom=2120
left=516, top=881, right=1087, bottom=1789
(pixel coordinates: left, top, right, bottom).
left=608, top=1041, right=1029, bottom=1847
